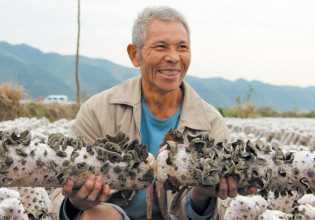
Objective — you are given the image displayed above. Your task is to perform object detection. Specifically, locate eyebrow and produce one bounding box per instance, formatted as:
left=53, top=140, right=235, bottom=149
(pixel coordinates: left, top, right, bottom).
left=178, top=40, right=189, bottom=44
left=152, top=40, right=189, bottom=45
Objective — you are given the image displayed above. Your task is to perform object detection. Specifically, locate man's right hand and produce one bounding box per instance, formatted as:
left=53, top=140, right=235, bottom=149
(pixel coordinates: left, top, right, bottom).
left=62, top=174, right=111, bottom=210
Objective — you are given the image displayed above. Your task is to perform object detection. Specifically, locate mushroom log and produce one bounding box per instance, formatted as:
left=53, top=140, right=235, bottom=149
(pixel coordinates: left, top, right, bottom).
left=156, top=132, right=315, bottom=196
left=0, top=130, right=155, bottom=190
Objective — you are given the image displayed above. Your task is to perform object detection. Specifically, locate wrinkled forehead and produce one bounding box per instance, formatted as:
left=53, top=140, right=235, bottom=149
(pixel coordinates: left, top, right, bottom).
left=146, top=19, right=189, bottom=41
left=150, top=18, right=189, bottom=33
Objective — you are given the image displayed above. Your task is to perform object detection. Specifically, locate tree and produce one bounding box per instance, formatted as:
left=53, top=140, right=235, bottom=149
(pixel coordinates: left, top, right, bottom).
left=75, top=0, right=81, bottom=105
left=235, top=83, right=254, bottom=105
left=246, top=83, right=254, bottom=102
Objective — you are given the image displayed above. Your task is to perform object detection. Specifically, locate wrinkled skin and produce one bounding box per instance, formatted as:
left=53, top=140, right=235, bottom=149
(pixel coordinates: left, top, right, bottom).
left=127, top=19, right=191, bottom=120
left=62, top=175, right=122, bottom=219
left=62, top=175, right=110, bottom=211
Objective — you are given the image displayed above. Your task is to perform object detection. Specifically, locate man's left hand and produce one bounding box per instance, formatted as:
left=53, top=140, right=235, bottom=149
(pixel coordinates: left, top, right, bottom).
left=190, top=176, right=257, bottom=214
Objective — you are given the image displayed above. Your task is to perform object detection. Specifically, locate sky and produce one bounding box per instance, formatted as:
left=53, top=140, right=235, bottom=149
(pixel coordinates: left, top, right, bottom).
left=0, top=0, right=314, bottom=87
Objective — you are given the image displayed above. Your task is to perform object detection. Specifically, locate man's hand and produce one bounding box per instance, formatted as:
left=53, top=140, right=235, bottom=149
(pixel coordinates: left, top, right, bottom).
left=190, top=176, right=257, bottom=214
left=62, top=174, right=111, bottom=211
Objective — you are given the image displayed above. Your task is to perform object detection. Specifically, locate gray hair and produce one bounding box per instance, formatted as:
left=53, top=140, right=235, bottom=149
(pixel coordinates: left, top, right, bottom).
left=132, top=6, right=191, bottom=49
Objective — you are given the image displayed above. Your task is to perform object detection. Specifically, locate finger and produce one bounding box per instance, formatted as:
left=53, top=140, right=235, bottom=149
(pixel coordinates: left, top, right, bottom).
left=156, top=145, right=167, bottom=158
left=218, top=178, right=228, bottom=200
left=249, top=186, right=257, bottom=194
left=87, top=175, right=103, bottom=201
left=77, top=175, right=96, bottom=199
left=62, top=180, right=74, bottom=197
left=238, top=186, right=257, bottom=196
left=98, top=184, right=110, bottom=202
left=157, top=181, right=162, bottom=198
left=204, top=186, right=217, bottom=197
left=227, top=176, right=238, bottom=198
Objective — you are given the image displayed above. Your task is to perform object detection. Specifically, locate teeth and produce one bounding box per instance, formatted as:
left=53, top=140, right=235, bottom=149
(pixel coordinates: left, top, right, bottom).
left=160, top=70, right=178, bottom=76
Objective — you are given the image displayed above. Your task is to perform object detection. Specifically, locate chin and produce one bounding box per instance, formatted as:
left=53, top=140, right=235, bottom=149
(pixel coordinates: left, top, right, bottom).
left=159, top=86, right=180, bottom=93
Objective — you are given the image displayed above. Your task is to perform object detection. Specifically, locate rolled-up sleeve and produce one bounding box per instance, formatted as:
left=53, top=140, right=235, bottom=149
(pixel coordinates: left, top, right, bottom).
left=185, top=190, right=217, bottom=220
left=60, top=198, right=82, bottom=220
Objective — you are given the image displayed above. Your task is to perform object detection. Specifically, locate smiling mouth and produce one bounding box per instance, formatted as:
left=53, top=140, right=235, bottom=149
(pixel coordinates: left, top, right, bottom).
left=158, top=69, right=180, bottom=76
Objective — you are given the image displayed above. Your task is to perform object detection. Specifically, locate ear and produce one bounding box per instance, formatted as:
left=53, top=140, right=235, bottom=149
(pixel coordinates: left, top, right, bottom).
left=127, top=44, right=140, bottom=67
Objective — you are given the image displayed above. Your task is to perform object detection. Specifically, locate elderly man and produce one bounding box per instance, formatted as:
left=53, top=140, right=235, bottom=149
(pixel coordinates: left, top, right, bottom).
left=50, top=6, right=255, bottom=220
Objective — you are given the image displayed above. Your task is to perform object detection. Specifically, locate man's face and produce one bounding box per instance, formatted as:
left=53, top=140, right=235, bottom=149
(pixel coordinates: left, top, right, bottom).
left=139, top=19, right=191, bottom=93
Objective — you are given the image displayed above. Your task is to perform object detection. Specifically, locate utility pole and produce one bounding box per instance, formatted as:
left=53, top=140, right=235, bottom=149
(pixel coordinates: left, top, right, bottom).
left=75, top=0, right=81, bottom=105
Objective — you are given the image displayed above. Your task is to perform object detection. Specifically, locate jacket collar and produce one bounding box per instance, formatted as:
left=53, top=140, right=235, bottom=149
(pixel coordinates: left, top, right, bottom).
left=179, top=82, right=212, bottom=131
left=109, top=75, right=211, bottom=131
left=108, top=75, right=142, bottom=106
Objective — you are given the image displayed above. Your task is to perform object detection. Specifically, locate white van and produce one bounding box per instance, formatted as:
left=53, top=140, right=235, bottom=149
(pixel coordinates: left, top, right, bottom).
left=43, top=95, right=69, bottom=104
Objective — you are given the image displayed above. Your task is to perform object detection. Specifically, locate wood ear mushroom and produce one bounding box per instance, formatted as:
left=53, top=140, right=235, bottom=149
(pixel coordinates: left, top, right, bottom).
left=156, top=132, right=315, bottom=197
left=0, top=130, right=155, bottom=190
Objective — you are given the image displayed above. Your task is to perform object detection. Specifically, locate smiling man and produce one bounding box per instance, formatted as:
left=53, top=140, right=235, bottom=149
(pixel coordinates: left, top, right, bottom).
left=127, top=18, right=190, bottom=121
left=49, top=6, right=255, bottom=220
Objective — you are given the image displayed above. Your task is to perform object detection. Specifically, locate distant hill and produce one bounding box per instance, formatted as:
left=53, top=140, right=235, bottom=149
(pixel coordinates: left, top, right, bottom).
left=0, top=41, right=314, bottom=112
left=0, top=41, right=139, bottom=99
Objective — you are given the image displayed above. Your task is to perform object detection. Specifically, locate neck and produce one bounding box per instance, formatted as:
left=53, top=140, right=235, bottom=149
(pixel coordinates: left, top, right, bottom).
left=142, top=84, right=183, bottom=120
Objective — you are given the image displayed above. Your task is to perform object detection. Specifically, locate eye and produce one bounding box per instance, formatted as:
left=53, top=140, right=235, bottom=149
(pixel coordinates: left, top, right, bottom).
left=154, top=44, right=167, bottom=49
left=178, top=44, right=189, bottom=50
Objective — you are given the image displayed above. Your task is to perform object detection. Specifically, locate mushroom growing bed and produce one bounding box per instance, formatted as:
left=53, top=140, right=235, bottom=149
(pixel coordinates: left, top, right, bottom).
left=0, top=117, right=314, bottom=219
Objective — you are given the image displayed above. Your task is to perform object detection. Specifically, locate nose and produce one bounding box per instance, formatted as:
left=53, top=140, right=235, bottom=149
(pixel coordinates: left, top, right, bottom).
left=165, top=50, right=179, bottom=63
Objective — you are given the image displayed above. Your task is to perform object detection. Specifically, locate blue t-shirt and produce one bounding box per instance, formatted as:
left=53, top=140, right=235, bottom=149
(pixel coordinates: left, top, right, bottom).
left=123, top=99, right=182, bottom=219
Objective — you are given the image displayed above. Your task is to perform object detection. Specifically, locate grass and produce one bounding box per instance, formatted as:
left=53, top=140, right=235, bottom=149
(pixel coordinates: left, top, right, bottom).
left=0, top=83, right=24, bottom=120
left=0, top=83, right=79, bottom=122
left=0, top=83, right=314, bottom=122
left=217, top=102, right=315, bottom=118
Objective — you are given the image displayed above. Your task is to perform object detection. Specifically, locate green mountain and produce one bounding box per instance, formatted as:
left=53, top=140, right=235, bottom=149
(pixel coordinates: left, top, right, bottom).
left=0, top=41, right=314, bottom=112
left=0, top=41, right=139, bottom=99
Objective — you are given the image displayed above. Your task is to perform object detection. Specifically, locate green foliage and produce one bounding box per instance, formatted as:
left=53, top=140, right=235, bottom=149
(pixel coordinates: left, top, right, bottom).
left=82, top=90, right=91, bottom=102
left=236, top=96, right=241, bottom=105
left=304, top=111, right=315, bottom=118
left=255, top=106, right=280, bottom=117
left=218, top=102, right=315, bottom=118
left=235, top=83, right=254, bottom=105
left=219, top=83, right=314, bottom=118
left=217, top=107, right=238, bottom=118
left=232, top=102, right=257, bottom=118
left=246, top=84, right=254, bottom=103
